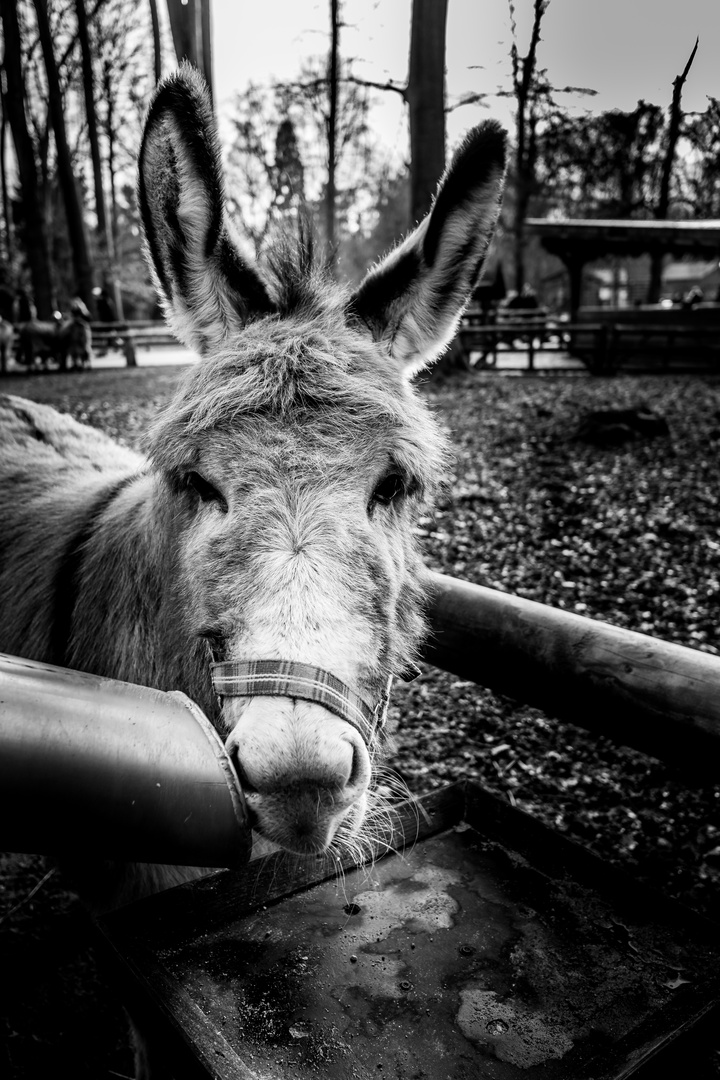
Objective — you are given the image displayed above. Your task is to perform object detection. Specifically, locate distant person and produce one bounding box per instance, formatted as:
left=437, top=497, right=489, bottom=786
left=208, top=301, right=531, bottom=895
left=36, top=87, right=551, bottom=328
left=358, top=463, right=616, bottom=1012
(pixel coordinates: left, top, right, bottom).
left=0, top=285, right=14, bottom=323
left=95, top=287, right=117, bottom=323
left=506, top=284, right=539, bottom=310
left=682, top=286, right=704, bottom=310
left=519, top=283, right=540, bottom=309
left=15, top=288, right=36, bottom=323
left=69, top=297, right=92, bottom=322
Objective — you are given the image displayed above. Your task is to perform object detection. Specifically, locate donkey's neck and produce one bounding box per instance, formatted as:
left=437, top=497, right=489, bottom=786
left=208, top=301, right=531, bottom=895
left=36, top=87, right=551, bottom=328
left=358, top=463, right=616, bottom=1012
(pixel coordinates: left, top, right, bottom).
left=67, top=471, right=212, bottom=713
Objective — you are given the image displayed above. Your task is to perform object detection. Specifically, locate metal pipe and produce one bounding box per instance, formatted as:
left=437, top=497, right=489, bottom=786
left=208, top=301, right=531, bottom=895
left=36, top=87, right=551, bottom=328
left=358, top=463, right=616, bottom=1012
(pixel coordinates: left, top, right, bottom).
left=422, top=570, right=720, bottom=774
left=0, top=653, right=250, bottom=867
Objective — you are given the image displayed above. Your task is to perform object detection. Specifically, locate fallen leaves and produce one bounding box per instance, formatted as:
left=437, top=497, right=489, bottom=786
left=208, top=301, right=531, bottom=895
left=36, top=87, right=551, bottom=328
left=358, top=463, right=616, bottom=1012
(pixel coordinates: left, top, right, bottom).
left=391, top=372, right=720, bottom=924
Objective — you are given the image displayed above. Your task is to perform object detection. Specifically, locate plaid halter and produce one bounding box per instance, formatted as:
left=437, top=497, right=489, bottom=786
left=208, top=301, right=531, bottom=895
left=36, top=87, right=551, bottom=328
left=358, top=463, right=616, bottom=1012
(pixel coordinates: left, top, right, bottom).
left=211, top=659, right=394, bottom=745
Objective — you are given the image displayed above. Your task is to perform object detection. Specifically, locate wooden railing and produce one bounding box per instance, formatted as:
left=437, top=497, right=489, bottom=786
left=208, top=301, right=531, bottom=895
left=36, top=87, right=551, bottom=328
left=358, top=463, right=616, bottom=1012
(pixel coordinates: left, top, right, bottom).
left=0, top=320, right=181, bottom=372
left=457, top=311, right=720, bottom=374
left=457, top=311, right=575, bottom=372
left=90, top=321, right=180, bottom=366
left=4, top=314, right=720, bottom=375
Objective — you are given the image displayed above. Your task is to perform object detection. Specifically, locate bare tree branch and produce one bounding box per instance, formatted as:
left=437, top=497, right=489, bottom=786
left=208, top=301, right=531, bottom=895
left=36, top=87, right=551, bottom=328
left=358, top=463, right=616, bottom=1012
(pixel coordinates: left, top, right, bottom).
left=24, top=0, right=112, bottom=73
left=343, top=74, right=407, bottom=100
left=509, top=0, right=548, bottom=290
left=647, top=36, right=700, bottom=301
left=446, top=92, right=490, bottom=112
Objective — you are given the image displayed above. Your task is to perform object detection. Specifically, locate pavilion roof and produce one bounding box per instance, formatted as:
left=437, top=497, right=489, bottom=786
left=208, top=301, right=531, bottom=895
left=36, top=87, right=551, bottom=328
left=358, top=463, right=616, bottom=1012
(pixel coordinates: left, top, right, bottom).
left=527, top=218, right=720, bottom=261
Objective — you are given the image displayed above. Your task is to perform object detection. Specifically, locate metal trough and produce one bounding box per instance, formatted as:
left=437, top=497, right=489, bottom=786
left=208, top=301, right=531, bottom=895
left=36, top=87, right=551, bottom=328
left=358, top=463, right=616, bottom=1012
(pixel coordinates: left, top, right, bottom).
left=0, top=653, right=250, bottom=868
left=98, top=782, right=720, bottom=1079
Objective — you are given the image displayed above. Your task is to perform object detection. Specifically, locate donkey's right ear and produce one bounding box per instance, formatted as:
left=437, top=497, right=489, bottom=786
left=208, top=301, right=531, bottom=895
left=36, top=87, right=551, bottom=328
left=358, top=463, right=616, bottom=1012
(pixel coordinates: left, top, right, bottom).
left=349, top=121, right=506, bottom=377
left=138, top=64, right=276, bottom=355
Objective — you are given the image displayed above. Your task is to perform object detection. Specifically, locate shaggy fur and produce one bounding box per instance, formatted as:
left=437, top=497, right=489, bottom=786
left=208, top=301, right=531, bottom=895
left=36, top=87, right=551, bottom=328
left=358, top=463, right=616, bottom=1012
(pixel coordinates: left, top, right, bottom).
left=0, top=68, right=505, bottom=912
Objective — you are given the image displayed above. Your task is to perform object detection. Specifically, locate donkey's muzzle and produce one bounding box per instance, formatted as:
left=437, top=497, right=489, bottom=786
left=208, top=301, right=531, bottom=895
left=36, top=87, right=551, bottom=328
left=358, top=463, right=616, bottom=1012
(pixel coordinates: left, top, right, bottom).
left=211, top=660, right=390, bottom=745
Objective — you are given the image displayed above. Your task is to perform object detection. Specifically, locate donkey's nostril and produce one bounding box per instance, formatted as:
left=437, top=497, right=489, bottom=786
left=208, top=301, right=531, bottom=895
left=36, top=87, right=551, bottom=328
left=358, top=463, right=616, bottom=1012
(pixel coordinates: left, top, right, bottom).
left=345, top=733, right=371, bottom=792
left=224, top=735, right=258, bottom=795
left=232, top=758, right=258, bottom=796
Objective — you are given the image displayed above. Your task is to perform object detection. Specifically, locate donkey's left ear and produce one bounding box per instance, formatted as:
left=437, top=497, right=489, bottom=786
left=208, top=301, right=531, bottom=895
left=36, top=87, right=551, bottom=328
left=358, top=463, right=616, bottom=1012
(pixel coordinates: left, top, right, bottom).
left=349, top=122, right=506, bottom=376
left=138, top=63, right=276, bottom=355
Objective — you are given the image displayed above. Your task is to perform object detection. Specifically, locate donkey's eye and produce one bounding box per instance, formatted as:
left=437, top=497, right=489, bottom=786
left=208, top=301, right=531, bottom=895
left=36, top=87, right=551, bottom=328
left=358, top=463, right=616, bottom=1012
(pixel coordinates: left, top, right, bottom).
left=184, top=471, right=228, bottom=512
left=370, top=472, right=406, bottom=510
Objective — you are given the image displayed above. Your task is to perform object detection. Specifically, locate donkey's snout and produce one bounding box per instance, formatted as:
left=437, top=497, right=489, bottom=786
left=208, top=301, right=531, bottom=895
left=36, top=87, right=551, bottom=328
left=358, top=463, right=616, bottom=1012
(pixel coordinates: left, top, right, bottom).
left=223, top=697, right=372, bottom=853
left=225, top=698, right=366, bottom=793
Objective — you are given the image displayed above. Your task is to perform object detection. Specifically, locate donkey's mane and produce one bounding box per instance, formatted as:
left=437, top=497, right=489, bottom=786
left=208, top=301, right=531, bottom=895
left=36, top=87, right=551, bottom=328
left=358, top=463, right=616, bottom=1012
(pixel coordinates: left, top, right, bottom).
left=260, top=218, right=335, bottom=320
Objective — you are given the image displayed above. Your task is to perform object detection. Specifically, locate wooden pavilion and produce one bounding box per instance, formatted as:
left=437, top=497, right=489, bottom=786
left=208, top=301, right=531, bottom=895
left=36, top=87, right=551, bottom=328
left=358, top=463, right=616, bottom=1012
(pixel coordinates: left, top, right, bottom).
left=527, top=219, right=720, bottom=319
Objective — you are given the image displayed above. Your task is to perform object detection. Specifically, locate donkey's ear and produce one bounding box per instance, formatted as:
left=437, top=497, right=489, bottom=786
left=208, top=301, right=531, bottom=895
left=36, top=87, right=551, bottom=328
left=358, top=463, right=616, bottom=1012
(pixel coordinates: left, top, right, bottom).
left=349, top=121, right=506, bottom=376
left=138, top=64, right=276, bottom=355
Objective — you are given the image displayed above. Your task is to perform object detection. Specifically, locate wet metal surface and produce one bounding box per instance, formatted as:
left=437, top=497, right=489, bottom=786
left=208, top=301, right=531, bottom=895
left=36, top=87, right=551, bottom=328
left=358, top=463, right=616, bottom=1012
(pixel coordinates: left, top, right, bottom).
left=122, top=791, right=720, bottom=1079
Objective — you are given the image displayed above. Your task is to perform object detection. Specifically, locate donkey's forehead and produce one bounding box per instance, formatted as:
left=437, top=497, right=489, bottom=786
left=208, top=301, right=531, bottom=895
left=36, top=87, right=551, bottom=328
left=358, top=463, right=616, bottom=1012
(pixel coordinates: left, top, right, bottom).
left=197, top=412, right=404, bottom=478
left=202, top=312, right=409, bottom=410
left=147, top=313, right=447, bottom=484
left=152, top=313, right=409, bottom=437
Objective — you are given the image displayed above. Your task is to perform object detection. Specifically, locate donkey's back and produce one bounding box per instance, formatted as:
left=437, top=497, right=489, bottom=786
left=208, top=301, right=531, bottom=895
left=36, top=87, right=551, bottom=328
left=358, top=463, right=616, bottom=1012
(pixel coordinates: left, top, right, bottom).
left=0, top=394, right=141, bottom=663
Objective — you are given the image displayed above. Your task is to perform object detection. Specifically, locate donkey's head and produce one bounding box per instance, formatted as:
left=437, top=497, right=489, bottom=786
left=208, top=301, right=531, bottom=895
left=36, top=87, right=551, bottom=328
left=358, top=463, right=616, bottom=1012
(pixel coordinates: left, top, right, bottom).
left=139, top=66, right=505, bottom=858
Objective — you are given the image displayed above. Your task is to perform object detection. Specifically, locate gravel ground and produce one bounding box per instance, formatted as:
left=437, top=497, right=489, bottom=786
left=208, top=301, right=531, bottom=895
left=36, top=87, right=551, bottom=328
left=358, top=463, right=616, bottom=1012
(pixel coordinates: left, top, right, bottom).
left=2, top=365, right=720, bottom=1078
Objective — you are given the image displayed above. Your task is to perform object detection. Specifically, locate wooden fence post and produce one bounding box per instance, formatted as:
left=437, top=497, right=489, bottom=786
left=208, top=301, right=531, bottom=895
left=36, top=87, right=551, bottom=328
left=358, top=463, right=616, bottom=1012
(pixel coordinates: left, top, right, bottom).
left=123, top=335, right=137, bottom=367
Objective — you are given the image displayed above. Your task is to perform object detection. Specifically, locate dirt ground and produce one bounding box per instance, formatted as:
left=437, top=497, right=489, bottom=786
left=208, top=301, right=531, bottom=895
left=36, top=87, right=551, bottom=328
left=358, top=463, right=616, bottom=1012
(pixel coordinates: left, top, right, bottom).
left=2, top=364, right=720, bottom=1078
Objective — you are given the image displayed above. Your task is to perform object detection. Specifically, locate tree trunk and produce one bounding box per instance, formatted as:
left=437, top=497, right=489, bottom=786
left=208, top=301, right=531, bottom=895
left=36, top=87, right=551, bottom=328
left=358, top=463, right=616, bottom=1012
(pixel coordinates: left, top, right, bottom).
left=103, top=66, right=119, bottom=256
left=200, top=0, right=213, bottom=101
left=166, top=0, right=199, bottom=68
left=148, top=0, right=162, bottom=84
left=0, top=87, right=11, bottom=264
left=0, top=0, right=54, bottom=317
left=166, top=0, right=212, bottom=96
left=75, top=0, right=122, bottom=315
left=34, top=0, right=95, bottom=312
left=511, top=0, right=546, bottom=293
left=407, top=0, right=447, bottom=225
left=75, top=0, right=106, bottom=240
left=325, top=0, right=339, bottom=258
left=647, top=38, right=699, bottom=304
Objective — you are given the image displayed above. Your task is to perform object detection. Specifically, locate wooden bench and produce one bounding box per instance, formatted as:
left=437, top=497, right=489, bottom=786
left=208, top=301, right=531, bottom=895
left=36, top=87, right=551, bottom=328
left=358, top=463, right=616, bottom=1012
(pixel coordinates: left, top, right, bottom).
left=458, top=310, right=575, bottom=371
left=571, top=306, right=720, bottom=374
left=97, top=571, right=720, bottom=1079
left=91, top=321, right=180, bottom=365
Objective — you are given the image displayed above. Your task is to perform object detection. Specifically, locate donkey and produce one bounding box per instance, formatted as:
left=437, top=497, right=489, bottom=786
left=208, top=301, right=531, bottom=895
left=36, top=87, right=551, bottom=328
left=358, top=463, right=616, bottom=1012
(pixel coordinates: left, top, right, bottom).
left=0, top=67, right=505, bottom=921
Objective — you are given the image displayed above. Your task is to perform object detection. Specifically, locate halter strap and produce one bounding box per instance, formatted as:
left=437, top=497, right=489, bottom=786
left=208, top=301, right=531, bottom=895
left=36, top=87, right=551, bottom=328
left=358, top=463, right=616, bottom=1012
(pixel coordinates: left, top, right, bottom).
left=211, top=660, right=391, bottom=745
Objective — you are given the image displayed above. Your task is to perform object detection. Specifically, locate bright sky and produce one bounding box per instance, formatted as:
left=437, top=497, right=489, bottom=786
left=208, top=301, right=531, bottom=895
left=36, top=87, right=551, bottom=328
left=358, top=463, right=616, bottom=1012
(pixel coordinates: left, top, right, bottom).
left=211, top=0, right=720, bottom=166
